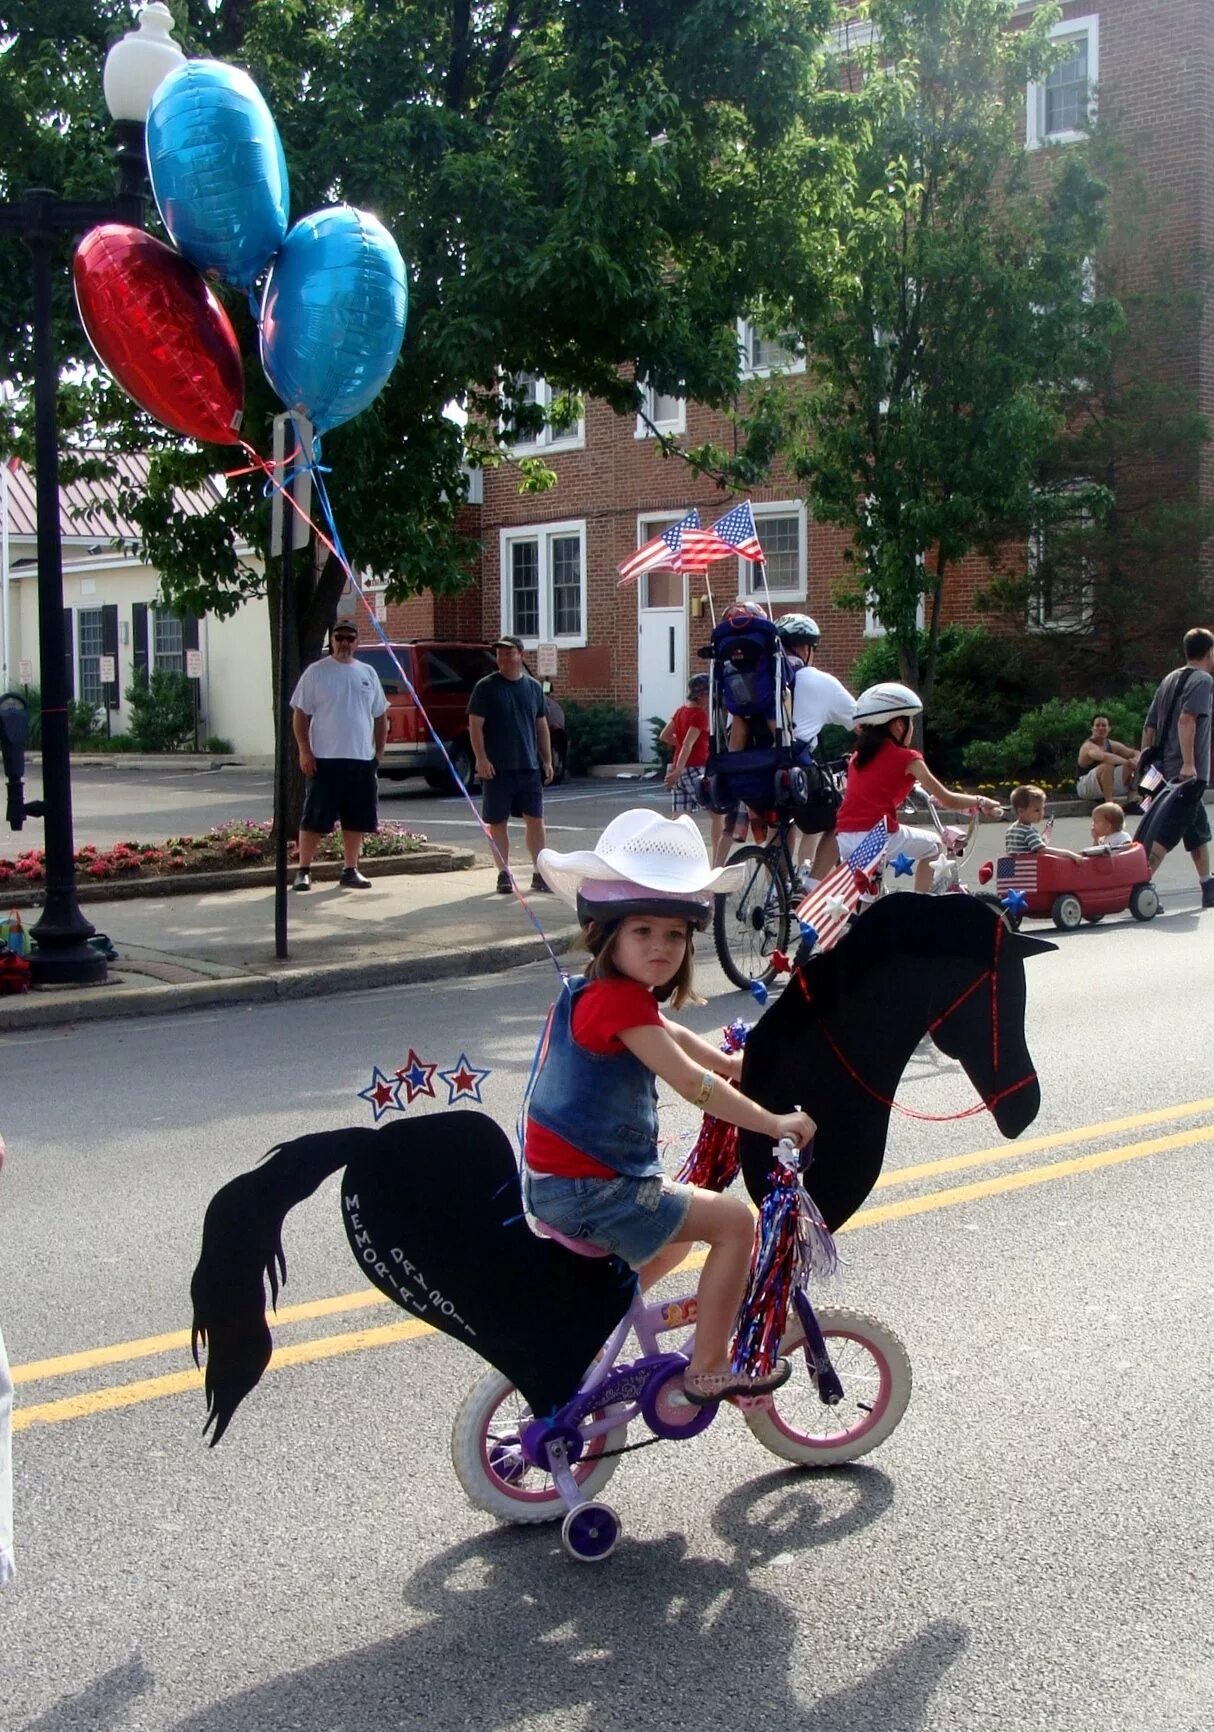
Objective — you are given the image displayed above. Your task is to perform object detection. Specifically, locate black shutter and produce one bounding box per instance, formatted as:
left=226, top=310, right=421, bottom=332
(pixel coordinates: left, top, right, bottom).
left=63, top=606, right=74, bottom=700
left=132, top=602, right=148, bottom=685
left=101, top=603, right=119, bottom=710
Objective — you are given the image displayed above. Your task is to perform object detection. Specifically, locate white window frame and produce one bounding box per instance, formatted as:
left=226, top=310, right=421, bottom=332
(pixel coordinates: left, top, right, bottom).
left=499, top=518, right=588, bottom=648
left=634, top=383, right=686, bottom=439
left=504, top=374, right=585, bottom=454
left=1026, top=15, right=1098, bottom=150
left=864, top=589, right=926, bottom=639
left=737, top=319, right=805, bottom=379
left=1026, top=491, right=1096, bottom=634
left=736, top=501, right=808, bottom=601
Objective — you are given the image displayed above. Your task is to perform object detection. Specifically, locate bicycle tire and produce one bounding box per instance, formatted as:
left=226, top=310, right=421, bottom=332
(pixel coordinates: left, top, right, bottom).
left=451, top=1368, right=626, bottom=1525
left=712, top=844, right=791, bottom=990
left=742, top=1305, right=912, bottom=1467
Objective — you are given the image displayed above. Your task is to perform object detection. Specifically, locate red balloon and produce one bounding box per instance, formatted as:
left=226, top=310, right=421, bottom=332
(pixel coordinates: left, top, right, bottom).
left=73, top=225, right=244, bottom=445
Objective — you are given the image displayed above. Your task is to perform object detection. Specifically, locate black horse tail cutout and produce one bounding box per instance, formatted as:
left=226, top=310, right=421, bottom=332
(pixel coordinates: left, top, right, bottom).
left=191, top=1127, right=378, bottom=1443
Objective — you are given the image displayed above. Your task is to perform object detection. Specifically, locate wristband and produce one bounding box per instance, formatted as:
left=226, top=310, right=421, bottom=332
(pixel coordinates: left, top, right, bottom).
left=690, top=1070, right=715, bottom=1110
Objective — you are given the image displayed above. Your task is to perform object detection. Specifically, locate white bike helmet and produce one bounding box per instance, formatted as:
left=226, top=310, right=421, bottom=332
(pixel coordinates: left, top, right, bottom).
left=852, top=681, right=923, bottom=726
left=776, top=613, right=820, bottom=647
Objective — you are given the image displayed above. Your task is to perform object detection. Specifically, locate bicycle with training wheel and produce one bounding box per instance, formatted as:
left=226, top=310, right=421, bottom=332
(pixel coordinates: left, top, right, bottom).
left=450, top=1145, right=912, bottom=1563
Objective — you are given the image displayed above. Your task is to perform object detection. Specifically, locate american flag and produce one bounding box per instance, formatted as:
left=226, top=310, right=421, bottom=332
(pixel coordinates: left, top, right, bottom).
left=997, top=855, right=1038, bottom=893
left=794, top=820, right=888, bottom=952
left=681, top=499, right=765, bottom=567
left=617, top=509, right=702, bottom=586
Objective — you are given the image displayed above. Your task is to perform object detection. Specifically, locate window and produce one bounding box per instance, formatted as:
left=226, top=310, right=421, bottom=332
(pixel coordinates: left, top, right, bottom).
left=1027, top=16, right=1098, bottom=149
left=500, top=519, right=588, bottom=646
left=864, top=591, right=926, bottom=639
left=636, top=515, right=687, bottom=609
left=739, top=504, right=807, bottom=599
left=635, top=384, right=686, bottom=439
left=738, top=320, right=804, bottom=377
left=504, top=373, right=585, bottom=452
left=1028, top=493, right=1096, bottom=633
left=78, top=607, right=104, bottom=708
left=154, top=610, right=184, bottom=672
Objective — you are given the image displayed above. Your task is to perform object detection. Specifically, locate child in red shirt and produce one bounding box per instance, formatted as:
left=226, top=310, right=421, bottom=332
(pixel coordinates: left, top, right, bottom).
left=836, top=683, right=1001, bottom=891
left=660, top=674, right=728, bottom=864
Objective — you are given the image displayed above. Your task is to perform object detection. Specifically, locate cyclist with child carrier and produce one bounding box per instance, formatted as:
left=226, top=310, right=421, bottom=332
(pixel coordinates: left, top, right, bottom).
left=777, top=614, right=853, bottom=888
left=836, top=683, right=1001, bottom=891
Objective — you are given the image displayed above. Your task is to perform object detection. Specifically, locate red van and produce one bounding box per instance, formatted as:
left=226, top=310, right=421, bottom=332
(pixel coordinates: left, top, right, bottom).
left=355, top=641, right=567, bottom=791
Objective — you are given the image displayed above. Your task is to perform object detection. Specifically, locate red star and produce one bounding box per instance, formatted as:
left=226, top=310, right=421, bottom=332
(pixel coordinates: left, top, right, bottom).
left=372, top=1079, right=396, bottom=1109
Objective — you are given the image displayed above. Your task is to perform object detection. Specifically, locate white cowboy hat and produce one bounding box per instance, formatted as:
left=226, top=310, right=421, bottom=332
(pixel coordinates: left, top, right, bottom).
left=537, top=809, right=743, bottom=909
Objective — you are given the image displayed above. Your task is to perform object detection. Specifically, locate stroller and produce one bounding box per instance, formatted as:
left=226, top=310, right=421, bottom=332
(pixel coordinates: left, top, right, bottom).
left=696, top=605, right=840, bottom=829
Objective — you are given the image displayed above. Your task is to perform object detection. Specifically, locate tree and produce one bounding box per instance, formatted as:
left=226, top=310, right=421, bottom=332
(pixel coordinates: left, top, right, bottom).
left=687, top=0, right=1115, bottom=704
left=1, top=0, right=859, bottom=741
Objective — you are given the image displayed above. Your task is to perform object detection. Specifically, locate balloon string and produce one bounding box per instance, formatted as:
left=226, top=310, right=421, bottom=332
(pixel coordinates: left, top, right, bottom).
left=232, top=434, right=566, bottom=983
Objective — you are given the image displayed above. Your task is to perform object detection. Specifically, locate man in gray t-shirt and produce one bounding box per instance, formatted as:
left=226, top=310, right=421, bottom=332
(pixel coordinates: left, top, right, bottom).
left=467, top=635, right=553, bottom=894
left=1140, top=626, right=1214, bottom=904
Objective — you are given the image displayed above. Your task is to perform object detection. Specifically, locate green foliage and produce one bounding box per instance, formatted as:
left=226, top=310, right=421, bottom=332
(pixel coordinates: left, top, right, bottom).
left=849, top=625, right=1046, bottom=776
left=962, top=684, right=1154, bottom=783
left=124, top=671, right=196, bottom=753
left=68, top=699, right=104, bottom=750
left=564, top=702, right=637, bottom=775
left=204, top=736, right=235, bottom=755
left=648, top=716, right=673, bottom=766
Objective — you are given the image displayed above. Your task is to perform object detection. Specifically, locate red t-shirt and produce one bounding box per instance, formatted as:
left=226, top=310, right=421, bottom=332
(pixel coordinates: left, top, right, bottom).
left=835, top=742, right=923, bottom=833
left=669, top=704, right=710, bottom=770
left=525, top=977, right=663, bottom=1178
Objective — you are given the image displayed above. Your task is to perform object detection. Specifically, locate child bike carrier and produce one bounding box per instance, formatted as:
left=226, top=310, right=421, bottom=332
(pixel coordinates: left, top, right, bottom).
left=696, top=605, right=807, bottom=815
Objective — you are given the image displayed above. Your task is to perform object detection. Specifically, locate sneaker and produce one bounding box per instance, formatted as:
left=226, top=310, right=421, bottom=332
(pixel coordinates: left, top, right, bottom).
left=291, top=869, right=311, bottom=892
left=1203, top=878, right=1214, bottom=909
left=339, top=866, right=372, bottom=889
left=496, top=869, right=513, bottom=895
left=530, top=873, right=553, bottom=893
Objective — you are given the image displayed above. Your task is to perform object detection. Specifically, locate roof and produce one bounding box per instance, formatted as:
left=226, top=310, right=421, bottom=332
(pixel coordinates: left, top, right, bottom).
left=2, top=453, right=225, bottom=547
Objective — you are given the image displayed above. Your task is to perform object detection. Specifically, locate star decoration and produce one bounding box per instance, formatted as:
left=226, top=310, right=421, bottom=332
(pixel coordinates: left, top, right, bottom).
left=825, top=894, right=851, bottom=921
left=770, top=949, right=792, bottom=975
left=853, top=868, right=879, bottom=897
left=891, top=852, right=915, bottom=878
left=436, top=1052, right=492, bottom=1105
left=358, top=1065, right=402, bottom=1122
left=395, top=1049, right=438, bottom=1105
left=1001, top=888, right=1029, bottom=918
left=749, top=980, right=769, bottom=1005
left=798, top=920, right=819, bottom=949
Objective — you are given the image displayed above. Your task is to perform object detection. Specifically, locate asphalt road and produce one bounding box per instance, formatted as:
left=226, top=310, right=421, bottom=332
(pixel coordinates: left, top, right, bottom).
left=2, top=897, right=1212, bottom=1730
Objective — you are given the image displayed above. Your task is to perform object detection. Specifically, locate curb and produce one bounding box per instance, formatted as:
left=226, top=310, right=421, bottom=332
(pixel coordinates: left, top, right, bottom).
left=0, top=845, right=475, bottom=910
left=0, top=921, right=582, bottom=1031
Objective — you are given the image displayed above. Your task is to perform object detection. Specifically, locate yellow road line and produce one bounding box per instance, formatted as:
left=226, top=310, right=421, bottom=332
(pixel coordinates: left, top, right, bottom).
left=13, top=1121, right=1210, bottom=1435
left=14, top=1094, right=1214, bottom=1389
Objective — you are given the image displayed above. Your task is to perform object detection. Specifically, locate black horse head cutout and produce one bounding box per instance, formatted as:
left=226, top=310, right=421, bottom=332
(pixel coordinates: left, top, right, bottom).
left=737, top=894, right=1054, bottom=1230
left=190, top=893, right=1051, bottom=1442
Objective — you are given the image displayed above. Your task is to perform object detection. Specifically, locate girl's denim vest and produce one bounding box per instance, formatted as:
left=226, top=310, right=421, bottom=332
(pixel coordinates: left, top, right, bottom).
left=527, top=977, right=661, bottom=1179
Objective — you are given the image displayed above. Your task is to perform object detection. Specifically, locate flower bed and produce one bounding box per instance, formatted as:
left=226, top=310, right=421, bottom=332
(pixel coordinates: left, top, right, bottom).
left=0, top=819, right=428, bottom=887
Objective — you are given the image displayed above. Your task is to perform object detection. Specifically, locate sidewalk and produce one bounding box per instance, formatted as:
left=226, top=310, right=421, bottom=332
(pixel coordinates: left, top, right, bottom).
left=0, top=861, right=581, bottom=1032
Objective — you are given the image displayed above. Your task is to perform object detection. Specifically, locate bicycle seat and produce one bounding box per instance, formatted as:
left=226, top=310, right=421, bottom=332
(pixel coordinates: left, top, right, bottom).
left=526, top=1215, right=611, bottom=1258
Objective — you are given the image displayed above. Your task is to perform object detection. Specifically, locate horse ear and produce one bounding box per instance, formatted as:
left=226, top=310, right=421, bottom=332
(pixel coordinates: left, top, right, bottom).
left=1012, top=931, right=1057, bottom=958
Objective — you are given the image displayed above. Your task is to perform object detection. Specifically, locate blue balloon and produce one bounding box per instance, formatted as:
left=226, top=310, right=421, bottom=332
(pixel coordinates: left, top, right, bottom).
left=259, top=206, right=408, bottom=433
left=147, top=60, right=289, bottom=290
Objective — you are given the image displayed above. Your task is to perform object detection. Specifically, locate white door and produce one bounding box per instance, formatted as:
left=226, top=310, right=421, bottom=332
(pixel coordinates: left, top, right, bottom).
left=637, top=562, right=687, bottom=760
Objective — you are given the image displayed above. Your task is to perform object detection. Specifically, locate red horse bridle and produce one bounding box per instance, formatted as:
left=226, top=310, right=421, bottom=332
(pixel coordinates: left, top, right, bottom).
left=794, top=918, right=1037, bottom=1122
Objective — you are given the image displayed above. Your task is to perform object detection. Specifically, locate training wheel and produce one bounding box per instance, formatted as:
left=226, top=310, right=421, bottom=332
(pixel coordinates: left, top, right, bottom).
left=561, top=1501, right=621, bottom=1563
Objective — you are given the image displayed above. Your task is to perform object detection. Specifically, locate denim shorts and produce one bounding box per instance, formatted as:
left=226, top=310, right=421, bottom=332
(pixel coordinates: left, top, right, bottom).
left=523, top=1169, right=694, bottom=1269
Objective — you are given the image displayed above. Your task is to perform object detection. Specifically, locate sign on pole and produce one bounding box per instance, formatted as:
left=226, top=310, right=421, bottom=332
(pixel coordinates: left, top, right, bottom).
left=536, top=643, right=558, bottom=677
left=186, top=648, right=203, bottom=679
left=98, top=655, right=116, bottom=684
left=18, top=658, right=32, bottom=684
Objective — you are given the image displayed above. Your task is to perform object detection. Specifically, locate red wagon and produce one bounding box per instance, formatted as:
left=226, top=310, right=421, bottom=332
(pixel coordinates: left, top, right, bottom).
left=983, top=842, right=1159, bottom=930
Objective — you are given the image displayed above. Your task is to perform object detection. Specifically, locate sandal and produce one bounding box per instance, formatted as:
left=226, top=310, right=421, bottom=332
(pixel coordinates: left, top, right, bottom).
left=683, top=1357, right=792, bottom=1408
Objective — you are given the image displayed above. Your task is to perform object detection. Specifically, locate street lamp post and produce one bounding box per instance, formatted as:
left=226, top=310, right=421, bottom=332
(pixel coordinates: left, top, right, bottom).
left=0, top=3, right=184, bottom=984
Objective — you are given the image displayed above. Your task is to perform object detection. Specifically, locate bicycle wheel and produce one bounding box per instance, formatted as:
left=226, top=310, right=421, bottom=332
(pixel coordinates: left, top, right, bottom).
left=742, top=1305, right=912, bottom=1467
left=451, top=1368, right=627, bottom=1525
left=713, top=844, right=791, bottom=990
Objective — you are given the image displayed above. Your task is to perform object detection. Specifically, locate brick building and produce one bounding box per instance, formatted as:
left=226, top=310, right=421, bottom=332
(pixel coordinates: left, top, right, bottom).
left=375, top=0, right=1214, bottom=757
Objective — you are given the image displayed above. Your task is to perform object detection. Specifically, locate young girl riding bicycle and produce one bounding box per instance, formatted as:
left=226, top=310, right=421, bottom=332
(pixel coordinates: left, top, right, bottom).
left=835, top=682, right=1001, bottom=890
left=524, top=809, right=815, bottom=1407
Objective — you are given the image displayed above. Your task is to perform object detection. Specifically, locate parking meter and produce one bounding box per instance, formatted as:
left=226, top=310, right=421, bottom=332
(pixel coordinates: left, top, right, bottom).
left=1, top=692, right=37, bottom=830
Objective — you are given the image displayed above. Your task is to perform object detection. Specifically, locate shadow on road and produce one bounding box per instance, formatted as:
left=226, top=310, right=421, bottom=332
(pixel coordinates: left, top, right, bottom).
left=19, top=1655, right=152, bottom=1731
left=163, top=1468, right=968, bottom=1732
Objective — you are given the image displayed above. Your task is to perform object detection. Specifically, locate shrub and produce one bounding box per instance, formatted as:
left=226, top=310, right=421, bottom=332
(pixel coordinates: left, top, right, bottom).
left=647, top=715, right=672, bottom=766
left=124, top=670, right=196, bottom=752
left=563, top=701, right=637, bottom=775
left=962, top=684, right=1154, bottom=783
left=68, top=699, right=105, bottom=749
left=204, top=735, right=235, bottom=754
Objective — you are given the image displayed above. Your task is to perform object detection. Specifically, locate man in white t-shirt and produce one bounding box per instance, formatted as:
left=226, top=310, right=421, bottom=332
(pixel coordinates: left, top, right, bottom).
left=777, top=615, right=856, bottom=882
left=290, top=622, right=389, bottom=890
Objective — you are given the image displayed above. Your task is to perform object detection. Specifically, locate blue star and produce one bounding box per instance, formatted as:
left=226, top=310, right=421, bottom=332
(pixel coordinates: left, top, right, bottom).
left=749, top=980, right=769, bottom=1005
left=1001, top=888, right=1029, bottom=918
left=436, top=1052, right=492, bottom=1105
left=395, top=1048, right=438, bottom=1105
left=358, top=1065, right=403, bottom=1122
left=798, top=920, right=819, bottom=948
left=891, top=852, right=915, bottom=878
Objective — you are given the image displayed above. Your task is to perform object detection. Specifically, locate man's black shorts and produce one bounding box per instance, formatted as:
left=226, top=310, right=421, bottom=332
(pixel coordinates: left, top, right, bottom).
left=300, top=758, right=380, bottom=835
left=1148, top=779, right=1211, bottom=855
left=482, top=767, right=544, bottom=824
